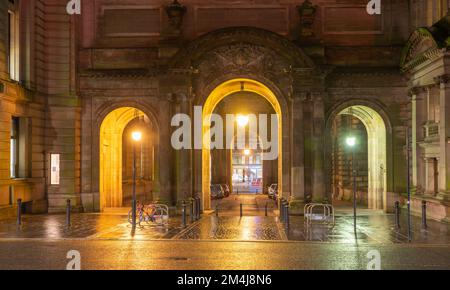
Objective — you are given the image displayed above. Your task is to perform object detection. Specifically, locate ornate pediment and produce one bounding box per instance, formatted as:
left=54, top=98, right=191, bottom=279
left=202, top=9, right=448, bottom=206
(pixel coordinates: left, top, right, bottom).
left=400, top=28, right=442, bottom=73
left=401, top=14, right=450, bottom=73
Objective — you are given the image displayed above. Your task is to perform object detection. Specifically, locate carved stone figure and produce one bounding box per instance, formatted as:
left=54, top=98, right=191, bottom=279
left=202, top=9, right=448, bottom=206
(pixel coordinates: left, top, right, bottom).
left=297, top=0, right=318, bottom=38
left=165, top=0, right=187, bottom=32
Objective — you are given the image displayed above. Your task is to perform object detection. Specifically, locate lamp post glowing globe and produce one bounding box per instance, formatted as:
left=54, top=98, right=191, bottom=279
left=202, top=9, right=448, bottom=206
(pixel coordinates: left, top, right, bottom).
left=237, top=115, right=249, bottom=128
left=132, top=131, right=142, bottom=142
left=346, top=137, right=356, bottom=148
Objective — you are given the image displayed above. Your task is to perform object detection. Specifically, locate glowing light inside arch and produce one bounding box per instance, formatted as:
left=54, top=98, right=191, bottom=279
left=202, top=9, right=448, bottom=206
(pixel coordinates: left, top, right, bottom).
left=202, top=78, right=283, bottom=210
left=99, top=107, right=145, bottom=210
left=339, top=105, right=387, bottom=210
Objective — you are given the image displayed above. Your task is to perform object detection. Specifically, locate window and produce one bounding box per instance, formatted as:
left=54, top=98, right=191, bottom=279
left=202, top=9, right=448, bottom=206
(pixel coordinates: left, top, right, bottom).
left=10, top=116, right=30, bottom=179
left=10, top=117, right=19, bottom=178
left=8, top=1, right=19, bottom=81
left=438, top=0, right=449, bottom=18
left=50, top=154, right=60, bottom=185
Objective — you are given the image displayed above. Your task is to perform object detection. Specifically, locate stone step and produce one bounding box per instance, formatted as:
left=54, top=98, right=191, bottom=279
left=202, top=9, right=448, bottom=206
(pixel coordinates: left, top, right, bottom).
left=102, top=207, right=130, bottom=215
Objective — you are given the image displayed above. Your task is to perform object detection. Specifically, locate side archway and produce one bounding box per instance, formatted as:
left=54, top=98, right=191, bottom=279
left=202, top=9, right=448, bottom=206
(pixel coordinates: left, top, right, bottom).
left=96, top=104, right=160, bottom=211
left=325, top=101, right=392, bottom=211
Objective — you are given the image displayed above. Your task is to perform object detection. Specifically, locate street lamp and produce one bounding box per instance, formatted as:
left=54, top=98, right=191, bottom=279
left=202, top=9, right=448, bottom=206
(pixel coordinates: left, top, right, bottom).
left=237, top=115, right=249, bottom=128
left=131, top=130, right=142, bottom=229
left=346, top=136, right=357, bottom=234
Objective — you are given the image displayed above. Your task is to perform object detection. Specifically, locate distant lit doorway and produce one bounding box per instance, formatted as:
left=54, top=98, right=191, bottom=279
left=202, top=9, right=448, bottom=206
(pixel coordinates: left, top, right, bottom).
left=232, top=147, right=263, bottom=194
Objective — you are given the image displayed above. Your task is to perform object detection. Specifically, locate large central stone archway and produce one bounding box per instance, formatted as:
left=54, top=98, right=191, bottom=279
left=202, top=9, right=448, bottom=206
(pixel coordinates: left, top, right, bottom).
left=201, top=78, right=284, bottom=210
left=166, top=27, right=323, bottom=212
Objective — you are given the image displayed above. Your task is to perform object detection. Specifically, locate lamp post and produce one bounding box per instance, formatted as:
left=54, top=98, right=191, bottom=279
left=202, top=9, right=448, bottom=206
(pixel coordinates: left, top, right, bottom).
left=131, top=131, right=142, bottom=229
left=346, top=136, right=357, bottom=234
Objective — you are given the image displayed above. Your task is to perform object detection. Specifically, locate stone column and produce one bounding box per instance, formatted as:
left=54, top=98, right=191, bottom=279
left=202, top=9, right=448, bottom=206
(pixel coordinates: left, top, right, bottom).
left=312, top=94, right=326, bottom=202
left=157, top=97, right=173, bottom=205
left=437, top=74, right=450, bottom=201
left=411, top=89, right=418, bottom=188
left=174, top=93, right=193, bottom=202
left=289, top=93, right=306, bottom=214
left=415, top=87, right=427, bottom=194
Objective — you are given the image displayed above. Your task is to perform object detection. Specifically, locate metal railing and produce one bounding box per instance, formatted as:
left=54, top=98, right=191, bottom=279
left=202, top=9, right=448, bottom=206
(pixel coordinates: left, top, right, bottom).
left=304, top=203, right=335, bottom=225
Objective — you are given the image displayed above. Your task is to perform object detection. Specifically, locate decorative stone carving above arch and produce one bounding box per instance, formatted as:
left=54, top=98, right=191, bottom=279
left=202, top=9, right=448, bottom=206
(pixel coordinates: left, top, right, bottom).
left=166, top=27, right=321, bottom=101
left=169, top=27, right=317, bottom=71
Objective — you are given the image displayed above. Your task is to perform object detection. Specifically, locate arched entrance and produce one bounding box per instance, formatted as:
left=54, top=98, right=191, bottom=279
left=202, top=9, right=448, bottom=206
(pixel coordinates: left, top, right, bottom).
left=99, top=107, right=157, bottom=211
left=327, top=104, right=389, bottom=211
left=202, top=78, right=283, bottom=210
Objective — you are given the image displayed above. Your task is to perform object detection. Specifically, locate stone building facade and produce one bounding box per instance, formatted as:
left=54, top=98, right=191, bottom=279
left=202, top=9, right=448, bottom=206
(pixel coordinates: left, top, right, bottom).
left=0, top=0, right=449, bottom=221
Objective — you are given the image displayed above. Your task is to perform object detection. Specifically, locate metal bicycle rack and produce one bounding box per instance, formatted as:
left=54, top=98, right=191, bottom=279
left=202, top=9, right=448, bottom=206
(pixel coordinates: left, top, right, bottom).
left=129, top=203, right=170, bottom=226
left=152, top=204, right=170, bottom=225
left=304, top=203, right=335, bottom=225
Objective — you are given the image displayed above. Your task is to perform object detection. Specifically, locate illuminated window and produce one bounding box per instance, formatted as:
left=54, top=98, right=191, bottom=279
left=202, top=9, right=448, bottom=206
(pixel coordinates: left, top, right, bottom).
left=10, top=117, right=19, bottom=178
left=8, top=1, right=20, bottom=81
left=10, top=116, right=30, bottom=179
left=50, top=154, right=60, bottom=185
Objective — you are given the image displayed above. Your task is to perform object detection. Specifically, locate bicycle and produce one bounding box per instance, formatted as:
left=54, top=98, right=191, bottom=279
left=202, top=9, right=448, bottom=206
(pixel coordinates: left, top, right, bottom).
left=128, top=202, right=169, bottom=226
left=128, top=202, right=156, bottom=226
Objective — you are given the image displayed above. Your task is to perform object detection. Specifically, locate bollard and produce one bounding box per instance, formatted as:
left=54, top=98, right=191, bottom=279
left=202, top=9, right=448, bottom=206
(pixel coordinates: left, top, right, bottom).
left=196, top=197, right=201, bottom=220
left=17, top=199, right=22, bottom=226
left=279, top=199, right=284, bottom=222
left=422, top=200, right=427, bottom=230
left=265, top=202, right=268, bottom=217
left=181, top=201, right=187, bottom=228
left=395, top=201, right=401, bottom=229
left=285, top=202, right=290, bottom=228
left=190, top=199, right=195, bottom=223
left=66, top=199, right=71, bottom=227
left=240, top=203, right=243, bottom=217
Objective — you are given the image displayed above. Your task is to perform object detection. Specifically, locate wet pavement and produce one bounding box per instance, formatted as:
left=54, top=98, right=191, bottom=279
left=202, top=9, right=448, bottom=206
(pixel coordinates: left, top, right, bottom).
left=0, top=194, right=449, bottom=245
left=1, top=240, right=449, bottom=270
left=285, top=214, right=450, bottom=244
left=211, top=194, right=278, bottom=216
left=0, top=213, right=184, bottom=240
left=174, top=216, right=284, bottom=241
left=0, top=201, right=450, bottom=270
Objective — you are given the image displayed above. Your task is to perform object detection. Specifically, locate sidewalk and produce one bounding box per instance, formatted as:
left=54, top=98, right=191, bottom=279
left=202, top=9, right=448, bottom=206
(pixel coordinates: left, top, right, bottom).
left=0, top=211, right=449, bottom=244
left=0, top=213, right=184, bottom=240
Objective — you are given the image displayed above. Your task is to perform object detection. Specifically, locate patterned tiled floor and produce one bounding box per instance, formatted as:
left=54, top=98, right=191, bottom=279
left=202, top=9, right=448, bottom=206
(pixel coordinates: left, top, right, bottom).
left=174, top=216, right=284, bottom=240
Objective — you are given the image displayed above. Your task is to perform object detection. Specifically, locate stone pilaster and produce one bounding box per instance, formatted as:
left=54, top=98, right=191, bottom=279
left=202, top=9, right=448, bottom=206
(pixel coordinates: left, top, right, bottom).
left=436, top=74, right=450, bottom=201
left=157, top=97, right=174, bottom=205
left=173, top=92, right=193, bottom=202
left=312, top=94, right=326, bottom=202
left=410, top=88, right=421, bottom=192
left=289, top=93, right=306, bottom=214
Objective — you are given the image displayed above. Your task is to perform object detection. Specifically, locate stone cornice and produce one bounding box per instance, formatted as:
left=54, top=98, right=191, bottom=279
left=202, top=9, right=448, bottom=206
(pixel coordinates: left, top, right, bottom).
left=434, top=74, right=450, bottom=85
left=79, top=69, right=159, bottom=79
